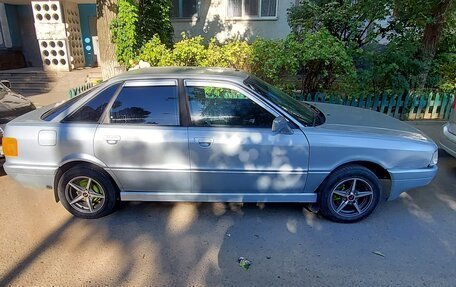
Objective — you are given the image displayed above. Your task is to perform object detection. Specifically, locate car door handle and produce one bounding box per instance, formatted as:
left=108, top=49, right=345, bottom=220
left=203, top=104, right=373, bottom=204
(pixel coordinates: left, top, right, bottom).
left=194, top=137, right=213, bottom=148
left=104, top=135, right=121, bottom=145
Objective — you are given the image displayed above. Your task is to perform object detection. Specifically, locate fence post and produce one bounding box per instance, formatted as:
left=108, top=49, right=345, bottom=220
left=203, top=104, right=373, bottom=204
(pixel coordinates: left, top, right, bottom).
left=394, top=93, right=403, bottom=119
left=431, top=93, right=441, bottom=119
left=444, top=95, right=454, bottom=120
left=386, top=94, right=396, bottom=117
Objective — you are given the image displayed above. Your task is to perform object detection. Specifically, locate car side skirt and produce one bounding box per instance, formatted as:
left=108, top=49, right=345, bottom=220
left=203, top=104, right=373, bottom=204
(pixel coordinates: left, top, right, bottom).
left=120, top=192, right=318, bottom=203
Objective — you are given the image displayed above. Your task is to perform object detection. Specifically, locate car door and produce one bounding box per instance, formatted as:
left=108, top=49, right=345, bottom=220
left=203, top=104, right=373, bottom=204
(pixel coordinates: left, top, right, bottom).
left=94, top=79, right=191, bottom=195
left=184, top=80, right=309, bottom=195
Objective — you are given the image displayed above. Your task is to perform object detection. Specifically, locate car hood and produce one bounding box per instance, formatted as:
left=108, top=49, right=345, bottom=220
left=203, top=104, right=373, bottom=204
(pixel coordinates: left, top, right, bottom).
left=0, top=91, right=36, bottom=124
left=311, top=102, right=431, bottom=142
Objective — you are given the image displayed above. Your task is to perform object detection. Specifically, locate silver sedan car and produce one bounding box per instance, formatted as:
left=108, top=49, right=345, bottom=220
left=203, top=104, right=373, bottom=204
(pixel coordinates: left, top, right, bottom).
left=439, top=102, right=456, bottom=157
left=3, top=68, right=438, bottom=223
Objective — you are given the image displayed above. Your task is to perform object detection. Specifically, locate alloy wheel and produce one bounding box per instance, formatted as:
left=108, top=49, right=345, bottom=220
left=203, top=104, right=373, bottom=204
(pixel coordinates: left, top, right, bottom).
left=329, top=178, right=374, bottom=218
left=65, top=176, right=106, bottom=214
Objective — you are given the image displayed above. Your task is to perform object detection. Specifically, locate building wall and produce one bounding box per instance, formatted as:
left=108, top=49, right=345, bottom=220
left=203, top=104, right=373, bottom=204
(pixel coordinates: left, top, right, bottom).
left=172, top=0, right=294, bottom=43
left=17, top=5, right=42, bottom=67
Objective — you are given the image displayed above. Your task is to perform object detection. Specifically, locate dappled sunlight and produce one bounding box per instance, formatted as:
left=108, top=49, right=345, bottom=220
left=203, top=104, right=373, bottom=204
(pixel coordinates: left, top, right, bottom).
left=400, top=193, right=434, bottom=223
left=211, top=202, right=227, bottom=216
left=185, top=246, right=221, bottom=285
left=435, top=193, right=456, bottom=211
left=220, top=133, right=242, bottom=156
left=286, top=218, right=298, bottom=234
left=302, top=208, right=323, bottom=231
left=167, top=203, right=199, bottom=235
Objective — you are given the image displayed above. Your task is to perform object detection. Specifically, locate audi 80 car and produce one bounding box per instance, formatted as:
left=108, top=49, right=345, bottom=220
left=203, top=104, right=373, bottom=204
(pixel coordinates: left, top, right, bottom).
left=3, top=67, right=438, bottom=223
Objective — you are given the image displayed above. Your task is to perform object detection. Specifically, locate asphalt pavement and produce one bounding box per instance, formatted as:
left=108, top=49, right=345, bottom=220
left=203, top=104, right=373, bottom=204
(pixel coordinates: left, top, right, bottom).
left=0, top=121, right=454, bottom=287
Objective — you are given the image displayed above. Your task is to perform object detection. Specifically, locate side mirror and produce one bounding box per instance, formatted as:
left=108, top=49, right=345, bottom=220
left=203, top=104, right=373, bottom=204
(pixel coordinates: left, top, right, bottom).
left=272, top=116, right=293, bottom=135
left=1, top=80, right=11, bottom=89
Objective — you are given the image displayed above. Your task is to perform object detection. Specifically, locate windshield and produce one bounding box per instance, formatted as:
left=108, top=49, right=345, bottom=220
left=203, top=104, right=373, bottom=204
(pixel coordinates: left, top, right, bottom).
left=244, top=76, right=316, bottom=126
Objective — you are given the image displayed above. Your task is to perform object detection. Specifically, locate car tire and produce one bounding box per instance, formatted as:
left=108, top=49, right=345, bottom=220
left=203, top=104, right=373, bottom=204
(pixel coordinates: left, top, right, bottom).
left=318, top=165, right=381, bottom=223
left=58, top=165, right=118, bottom=219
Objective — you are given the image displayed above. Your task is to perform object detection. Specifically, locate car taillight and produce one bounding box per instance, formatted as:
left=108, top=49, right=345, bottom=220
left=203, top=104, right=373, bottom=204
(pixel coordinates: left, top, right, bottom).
left=3, top=137, right=18, bottom=157
left=453, top=98, right=456, bottom=110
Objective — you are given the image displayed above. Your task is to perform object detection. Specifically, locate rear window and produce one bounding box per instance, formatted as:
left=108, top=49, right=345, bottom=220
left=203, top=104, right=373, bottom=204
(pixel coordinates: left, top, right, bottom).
left=41, top=93, right=87, bottom=121
left=42, top=83, right=120, bottom=122
left=64, top=84, right=121, bottom=123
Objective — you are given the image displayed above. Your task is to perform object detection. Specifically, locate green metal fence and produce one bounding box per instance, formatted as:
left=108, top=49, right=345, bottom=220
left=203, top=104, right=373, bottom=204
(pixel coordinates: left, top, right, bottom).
left=68, top=82, right=94, bottom=98
left=297, top=92, right=455, bottom=120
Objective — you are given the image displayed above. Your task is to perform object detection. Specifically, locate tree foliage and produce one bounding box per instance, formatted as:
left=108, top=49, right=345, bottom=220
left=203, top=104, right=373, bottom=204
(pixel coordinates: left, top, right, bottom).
left=288, top=0, right=456, bottom=93
left=110, top=0, right=173, bottom=65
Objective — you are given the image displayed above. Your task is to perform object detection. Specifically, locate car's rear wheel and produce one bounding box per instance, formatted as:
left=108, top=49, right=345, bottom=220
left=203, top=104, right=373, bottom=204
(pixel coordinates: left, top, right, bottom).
left=58, top=165, right=118, bottom=219
left=318, top=165, right=381, bottom=223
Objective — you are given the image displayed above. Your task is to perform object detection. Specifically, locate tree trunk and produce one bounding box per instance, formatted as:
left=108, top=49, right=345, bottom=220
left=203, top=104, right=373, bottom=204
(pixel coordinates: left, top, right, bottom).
left=96, top=0, right=125, bottom=80
left=418, top=0, right=451, bottom=88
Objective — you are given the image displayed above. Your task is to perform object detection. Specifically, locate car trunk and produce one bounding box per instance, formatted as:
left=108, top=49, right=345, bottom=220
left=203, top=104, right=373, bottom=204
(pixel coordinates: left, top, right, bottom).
left=448, top=100, right=456, bottom=135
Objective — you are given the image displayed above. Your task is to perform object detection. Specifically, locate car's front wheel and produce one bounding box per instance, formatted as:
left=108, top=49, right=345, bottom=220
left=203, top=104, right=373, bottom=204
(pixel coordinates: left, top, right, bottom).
left=318, top=165, right=381, bottom=223
left=58, top=165, right=118, bottom=219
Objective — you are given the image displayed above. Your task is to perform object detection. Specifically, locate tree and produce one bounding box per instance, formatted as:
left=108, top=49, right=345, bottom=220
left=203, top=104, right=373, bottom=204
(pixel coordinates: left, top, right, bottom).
left=96, top=0, right=124, bottom=80
left=288, top=0, right=393, bottom=49
left=288, top=0, right=456, bottom=93
left=110, top=0, right=174, bottom=66
left=137, top=0, right=174, bottom=48
left=418, top=0, right=454, bottom=87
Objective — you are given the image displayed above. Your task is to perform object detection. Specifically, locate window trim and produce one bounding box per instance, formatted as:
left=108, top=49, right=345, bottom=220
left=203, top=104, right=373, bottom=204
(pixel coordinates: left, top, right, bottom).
left=100, top=79, right=181, bottom=127
left=171, top=0, right=199, bottom=20
left=226, top=0, right=278, bottom=21
left=183, top=79, right=280, bottom=128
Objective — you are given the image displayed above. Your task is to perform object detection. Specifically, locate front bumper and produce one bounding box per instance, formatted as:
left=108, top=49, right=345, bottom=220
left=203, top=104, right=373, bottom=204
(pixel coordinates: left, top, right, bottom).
left=439, top=123, right=456, bottom=158
left=4, top=163, right=57, bottom=189
left=388, top=165, right=438, bottom=200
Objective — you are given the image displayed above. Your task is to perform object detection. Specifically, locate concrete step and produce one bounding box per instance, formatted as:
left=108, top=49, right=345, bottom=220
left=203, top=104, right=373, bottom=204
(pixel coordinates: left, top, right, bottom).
left=14, top=88, right=51, bottom=96
left=10, top=82, right=52, bottom=89
left=0, top=75, right=59, bottom=82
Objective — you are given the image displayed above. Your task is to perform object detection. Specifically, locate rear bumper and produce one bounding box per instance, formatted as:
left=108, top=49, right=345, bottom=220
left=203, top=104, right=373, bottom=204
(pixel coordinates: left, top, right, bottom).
left=439, top=123, right=456, bottom=158
left=388, top=165, right=438, bottom=200
left=4, top=163, right=57, bottom=189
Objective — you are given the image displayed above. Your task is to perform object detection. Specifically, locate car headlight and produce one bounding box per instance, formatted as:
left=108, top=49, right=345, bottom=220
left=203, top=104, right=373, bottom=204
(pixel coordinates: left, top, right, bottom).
left=430, top=150, right=438, bottom=166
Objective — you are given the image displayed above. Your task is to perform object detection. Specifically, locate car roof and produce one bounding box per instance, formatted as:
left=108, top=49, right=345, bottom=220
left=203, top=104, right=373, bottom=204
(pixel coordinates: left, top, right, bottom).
left=107, top=67, right=250, bottom=84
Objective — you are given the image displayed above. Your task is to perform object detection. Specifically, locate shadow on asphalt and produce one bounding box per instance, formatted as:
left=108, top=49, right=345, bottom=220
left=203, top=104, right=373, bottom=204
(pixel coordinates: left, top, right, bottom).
left=1, top=154, right=455, bottom=285
left=0, top=218, right=76, bottom=287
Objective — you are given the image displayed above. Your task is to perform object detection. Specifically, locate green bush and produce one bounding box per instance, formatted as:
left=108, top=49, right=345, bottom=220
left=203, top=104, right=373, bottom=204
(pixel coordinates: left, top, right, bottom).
left=200, top=39, right=252, bottom=70
left=111, top=0, right=174, bottom=66
left=136, top=32, right=353, bottom=94
left=172, top=33, right=207, bottom=66
left=110, top=0, right=139, bottom=66
left=139, top=35, right=173, bottom=66
left=286, top=29, right=354, bottom=94
left=250, top=38, right=298, bottom=90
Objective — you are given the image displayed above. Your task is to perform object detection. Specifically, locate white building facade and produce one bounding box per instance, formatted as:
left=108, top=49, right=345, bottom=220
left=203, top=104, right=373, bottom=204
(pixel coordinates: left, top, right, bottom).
left=0, top=0, right=294, bottom=71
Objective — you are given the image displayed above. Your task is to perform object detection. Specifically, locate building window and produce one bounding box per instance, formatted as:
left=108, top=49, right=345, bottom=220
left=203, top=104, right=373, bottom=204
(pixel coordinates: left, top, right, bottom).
left=172, top=0, right=198, bottom=19
left=227, top=0, right=277, bottom=19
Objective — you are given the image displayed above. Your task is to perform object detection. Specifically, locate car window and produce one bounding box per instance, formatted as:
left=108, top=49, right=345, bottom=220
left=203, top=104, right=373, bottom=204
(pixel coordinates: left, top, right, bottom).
left=186, top=86, right=275, bottom=128
left=245, top=76, right=317, bottom=126
left=109, top=86, right=179, bottom=125
left=64, top=83, right=121, bottom=123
